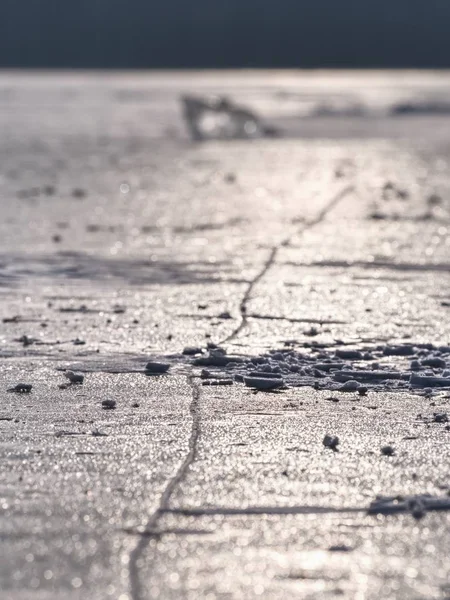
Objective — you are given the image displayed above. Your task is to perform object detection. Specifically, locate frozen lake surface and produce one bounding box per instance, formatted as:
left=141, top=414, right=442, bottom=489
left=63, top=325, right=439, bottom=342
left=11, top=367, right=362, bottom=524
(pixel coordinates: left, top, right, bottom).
left=1, top=71, right=450, bottom=600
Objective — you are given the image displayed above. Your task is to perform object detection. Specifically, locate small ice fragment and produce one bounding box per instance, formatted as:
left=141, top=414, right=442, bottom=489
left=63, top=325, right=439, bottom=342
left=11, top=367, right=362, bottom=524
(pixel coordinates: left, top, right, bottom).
left=383, top=345, right=415, bottom=356
left=335, top=370, right=402, bottom=382
left=194, top=355, right=242, bottom=367
left=210, top=346, right=227, bottom=356
left=181, top=95, right=270, bottom=141
left=421, top=357, right=446, bottom=369
left=314, top=363, right=344, bottom=372
left=64, top=371, right=84, bottom=385
left=427, top=194, right=442, bottom=207
left=72, top=188, right=86, bottom=198
left=328, top=545, right=353, bottom=552
left=304, top=327, right=319, bottom=337
left=323, top=435, right=339, bottom=450
left=224, top=173, right=236, bottom=184
left=335, top=349, right=362, bottom=360
left=101, top=400, right=116, bottom=410
left=145, top=361, right=170, bottom=374
left=248, top=371, right=283, bottom=379
left=244, top=377, right=284, bottom=391
left=433, top=413, right=448, bottom=423
left=182, top=346, right=203, bottom=356
left=339, top=380, right=359, bottom=392
left=408, top=497, right=426, bottom=520
left=7, top=383, right=32, bottom=393
left=368, top=493, right=450, bottom=518
left=92, top=429, right=108, bottom=437
left=217, top=311, right=232, bottom=320
left=410, top=374, right=450, bottom=388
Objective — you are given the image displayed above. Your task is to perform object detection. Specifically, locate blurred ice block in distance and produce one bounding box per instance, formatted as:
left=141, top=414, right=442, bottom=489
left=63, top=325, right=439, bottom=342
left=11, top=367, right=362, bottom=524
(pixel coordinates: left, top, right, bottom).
left=181, top=95, right=279, bottom=141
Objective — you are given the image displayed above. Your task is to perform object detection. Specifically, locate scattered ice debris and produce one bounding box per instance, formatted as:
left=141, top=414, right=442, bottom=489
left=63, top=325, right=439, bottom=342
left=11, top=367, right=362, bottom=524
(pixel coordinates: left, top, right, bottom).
left=101, top=400, right=116, bottom=410
left=7, top=383, right=32, bottom=394
left=368, top=494, right=450, bottom=519
left=181, top=95, right=279, bottom=141
left=160, top=339, right=450, bottom=395
left=244, top=377, right=285, bottom=391
left=64, top=371, right=84, bottom=385
left=323, top=435, right=340, bottom=451
left=381, top=445, right=395, bottom=456
left=145, top=361, right=170, bottom=374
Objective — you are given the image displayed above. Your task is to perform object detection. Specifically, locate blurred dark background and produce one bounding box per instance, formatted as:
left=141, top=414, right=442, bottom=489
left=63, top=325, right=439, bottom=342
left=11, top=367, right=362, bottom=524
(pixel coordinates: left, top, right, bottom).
left=1, top=0, right=450, bottom=69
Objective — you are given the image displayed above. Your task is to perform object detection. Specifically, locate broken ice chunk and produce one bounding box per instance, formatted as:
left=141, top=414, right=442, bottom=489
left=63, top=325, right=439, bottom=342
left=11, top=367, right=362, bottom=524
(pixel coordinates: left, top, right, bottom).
left=181, top=95, right=278, bottom=141
left=368, top=493, right=450, bottom=519
left=243, top=376, right=284, bottom=391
